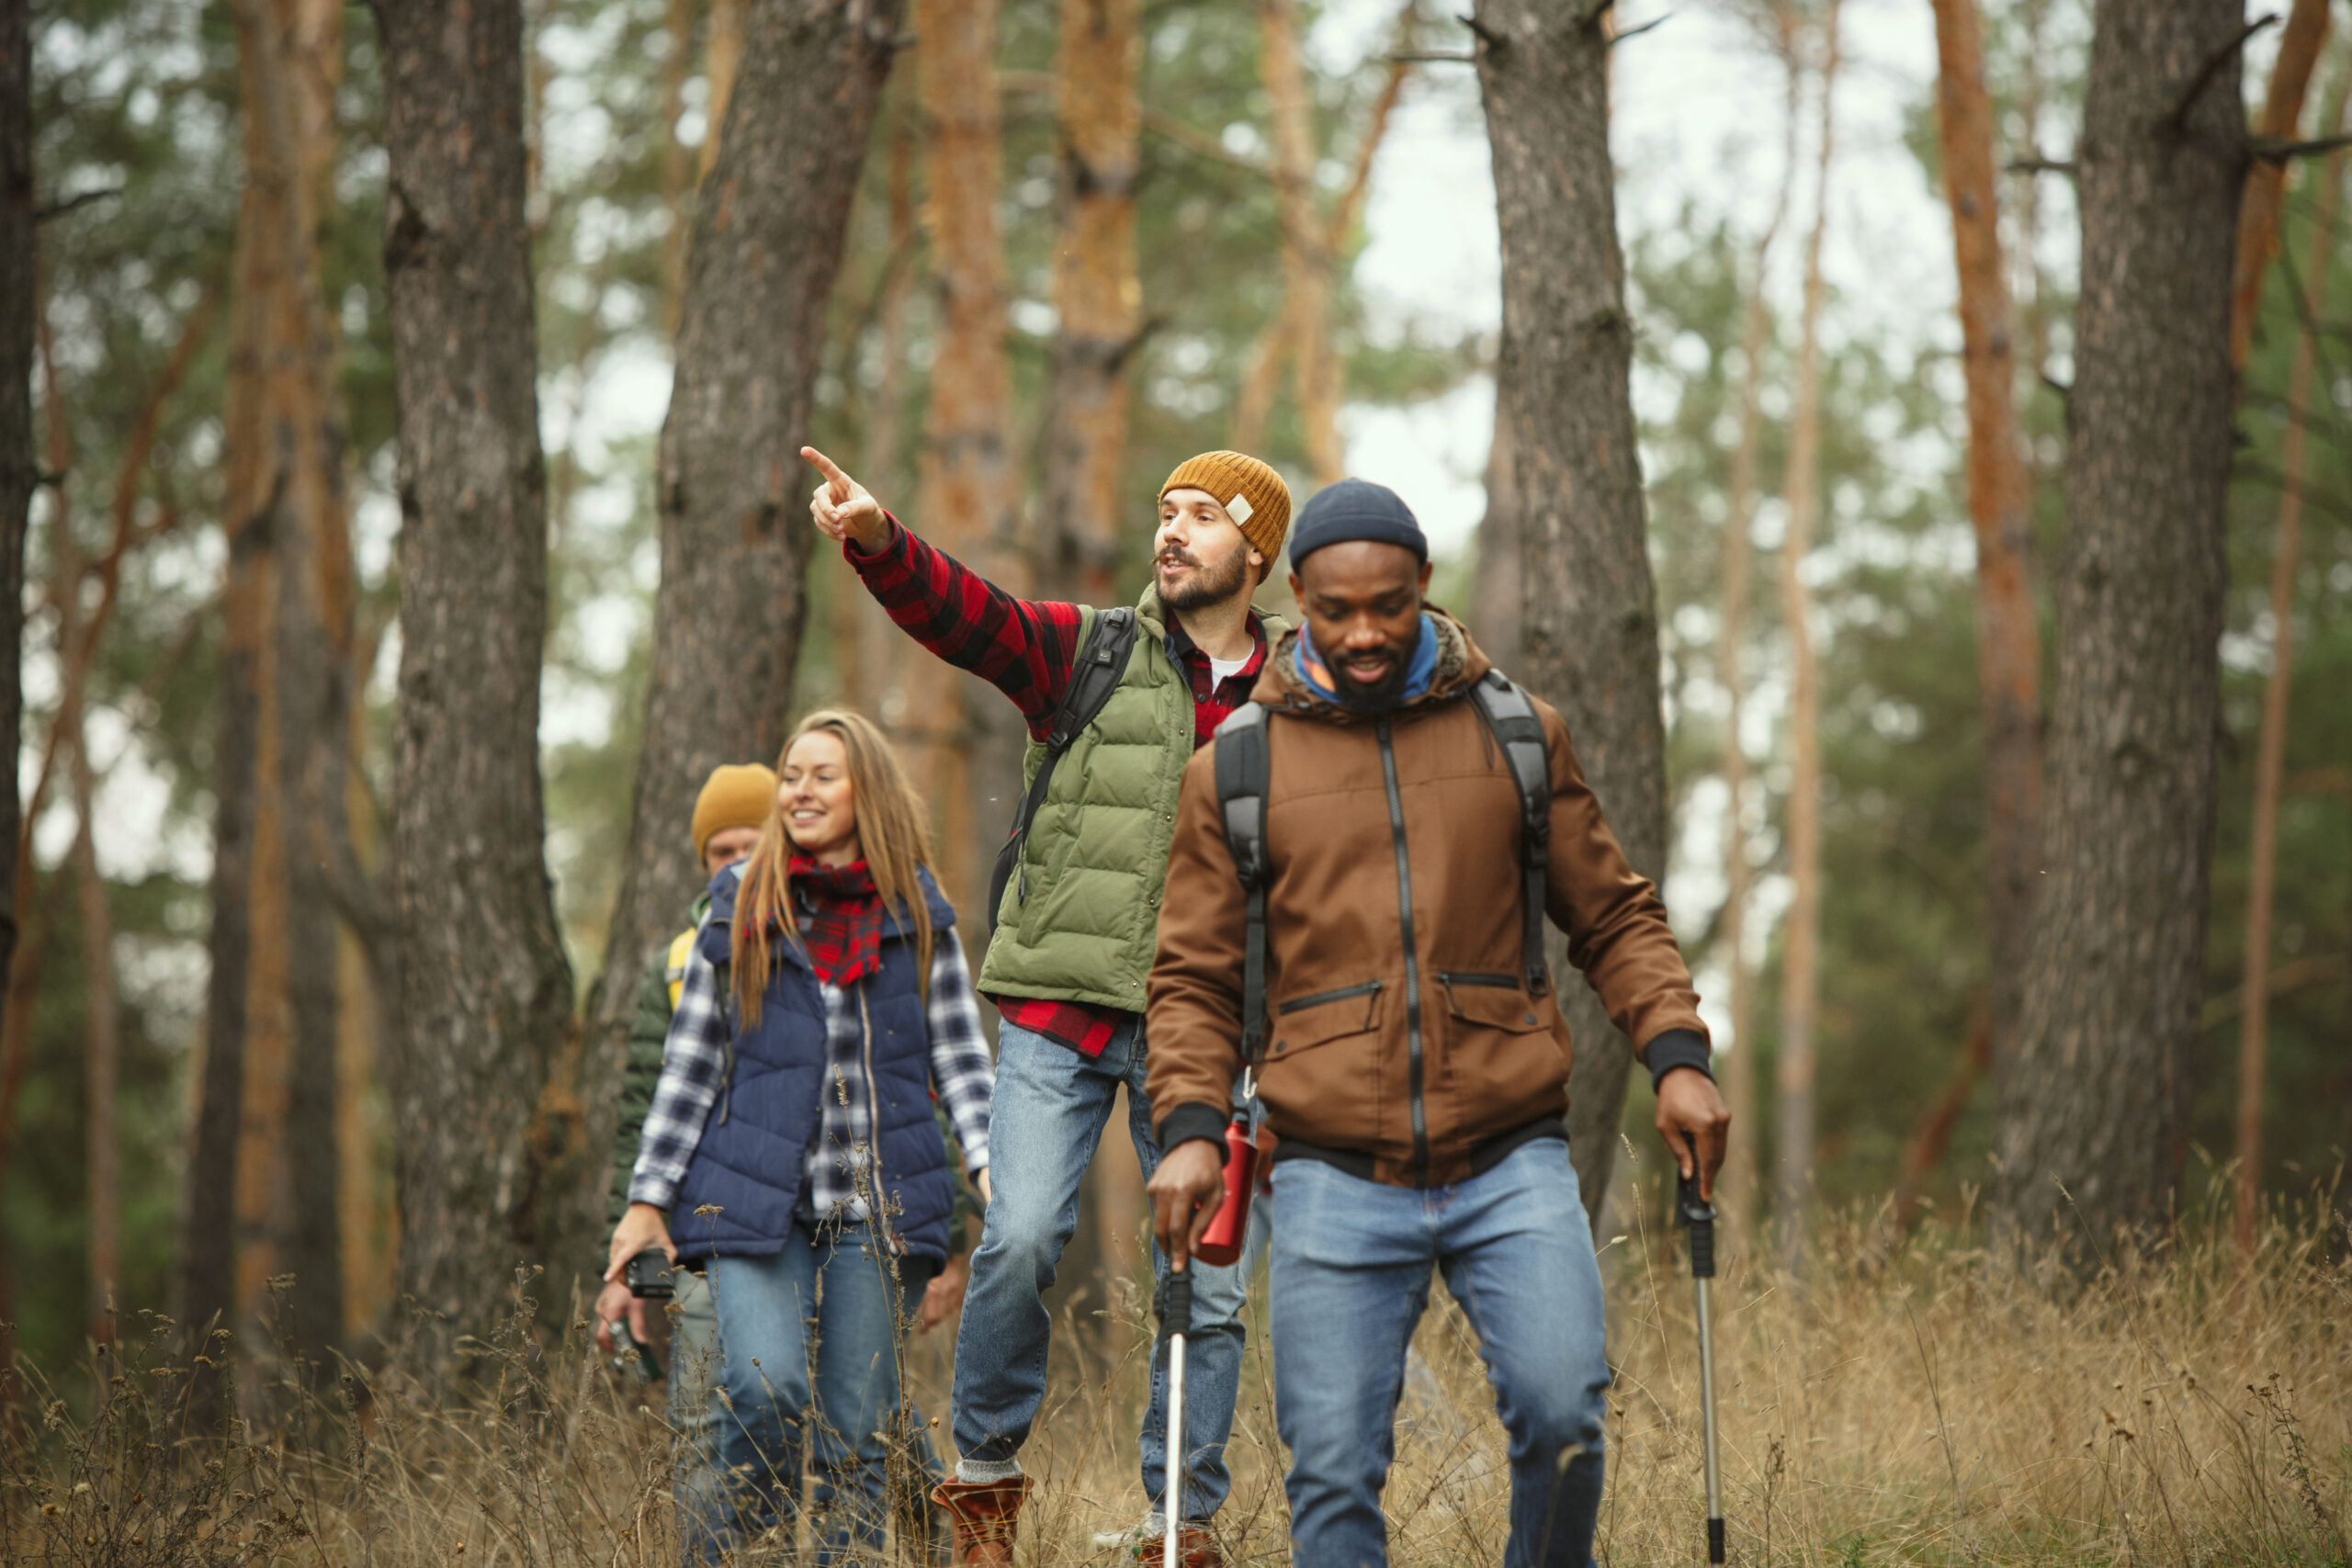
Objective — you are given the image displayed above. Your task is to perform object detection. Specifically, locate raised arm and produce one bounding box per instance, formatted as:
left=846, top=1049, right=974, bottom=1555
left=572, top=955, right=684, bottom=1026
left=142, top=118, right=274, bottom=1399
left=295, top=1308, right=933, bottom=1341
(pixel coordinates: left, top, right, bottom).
left=804, top=446, right=1086, bottom=735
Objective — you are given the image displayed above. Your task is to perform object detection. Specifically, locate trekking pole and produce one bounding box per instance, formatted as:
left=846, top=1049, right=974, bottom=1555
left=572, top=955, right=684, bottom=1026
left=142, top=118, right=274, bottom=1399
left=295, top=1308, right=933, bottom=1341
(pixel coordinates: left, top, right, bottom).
left=1675, top=1148, right=1724, bottom=1564
left=1159, top=1265, right=1193, bottom=1568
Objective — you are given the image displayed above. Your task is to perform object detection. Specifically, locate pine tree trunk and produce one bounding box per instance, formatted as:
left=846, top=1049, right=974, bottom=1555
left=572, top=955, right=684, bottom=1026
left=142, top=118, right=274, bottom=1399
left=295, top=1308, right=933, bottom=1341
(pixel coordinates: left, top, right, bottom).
left=1773, top=0, right=1839, bottom=1272
left=1929, top=0, right=2041, bottom=1079
left=372, top=0, right=577, bottom=1374
left=911, top=0, right=1019, bottom=923
left=2233, top=86, right=2346, bottom=1254
left=1996, top=0, right=2245, bottom=1251
left=1473, top=0, right=1668, bottom=1221
left=1470, top=415, right=1520, bottom=671
left=1041, top=0, right=1139, bottom=606
left=0, top=0, right=27, bottom=1038
left=1714, top=33, right=1798, bottom=1237
left=574, top=0, right=901, bottom=1303
left=2228, top=0, right=2329, bottom=371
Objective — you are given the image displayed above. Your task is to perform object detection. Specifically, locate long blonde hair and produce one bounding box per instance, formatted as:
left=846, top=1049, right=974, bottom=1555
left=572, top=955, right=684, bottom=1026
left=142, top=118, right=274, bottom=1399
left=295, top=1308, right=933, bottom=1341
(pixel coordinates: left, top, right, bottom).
left=730, top=709, right=937, bottom=1025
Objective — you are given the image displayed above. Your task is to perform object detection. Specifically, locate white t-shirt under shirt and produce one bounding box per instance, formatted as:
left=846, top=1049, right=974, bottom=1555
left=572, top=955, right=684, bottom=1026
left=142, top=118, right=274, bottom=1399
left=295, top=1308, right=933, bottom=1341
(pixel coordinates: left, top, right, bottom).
left=1207, top=653, right=1250, bottom=689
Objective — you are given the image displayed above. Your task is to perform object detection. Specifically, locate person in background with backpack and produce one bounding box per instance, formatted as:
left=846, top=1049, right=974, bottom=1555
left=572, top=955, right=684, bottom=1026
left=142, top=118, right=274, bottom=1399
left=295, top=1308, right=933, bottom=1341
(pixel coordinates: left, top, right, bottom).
left=800, top=443, right=1292, bottom=1568
left=605, top=711, right=996, bottom=1566
left=1143, top=479, right=1731, bottom=1568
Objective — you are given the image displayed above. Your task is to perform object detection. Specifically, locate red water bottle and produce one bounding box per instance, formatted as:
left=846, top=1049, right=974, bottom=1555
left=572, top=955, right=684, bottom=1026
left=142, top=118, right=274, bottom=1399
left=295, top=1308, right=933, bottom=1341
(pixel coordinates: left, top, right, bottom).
left=1193, top=1113, right=1260, bottom=1267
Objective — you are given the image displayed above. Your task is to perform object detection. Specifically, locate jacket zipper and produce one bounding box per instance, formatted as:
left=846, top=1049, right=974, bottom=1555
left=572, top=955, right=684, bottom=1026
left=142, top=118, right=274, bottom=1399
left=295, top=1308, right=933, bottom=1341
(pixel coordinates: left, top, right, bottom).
left=1276, top=978, right=1384, bottom=1015
left=1436, top=971, right=1518, bottom=988
left=1376, top=716, right=1430, bottom=1183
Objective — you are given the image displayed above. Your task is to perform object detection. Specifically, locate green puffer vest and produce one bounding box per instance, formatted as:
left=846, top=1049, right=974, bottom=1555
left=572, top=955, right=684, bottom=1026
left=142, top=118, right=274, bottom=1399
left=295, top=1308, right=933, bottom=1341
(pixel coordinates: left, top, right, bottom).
left=977, top=584, right=1288, bottom=1012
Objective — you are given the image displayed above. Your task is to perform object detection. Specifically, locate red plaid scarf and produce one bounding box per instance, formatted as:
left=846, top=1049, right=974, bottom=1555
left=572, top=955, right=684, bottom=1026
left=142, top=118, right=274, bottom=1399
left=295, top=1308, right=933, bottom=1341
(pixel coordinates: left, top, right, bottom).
left=789, top=856, right=888, bottom=987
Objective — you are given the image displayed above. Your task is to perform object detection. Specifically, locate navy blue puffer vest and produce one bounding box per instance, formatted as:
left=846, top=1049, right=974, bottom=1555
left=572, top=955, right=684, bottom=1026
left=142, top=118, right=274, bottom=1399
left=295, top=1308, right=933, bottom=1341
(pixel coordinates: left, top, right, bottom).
left=669, top=863, right=960, bottom=1265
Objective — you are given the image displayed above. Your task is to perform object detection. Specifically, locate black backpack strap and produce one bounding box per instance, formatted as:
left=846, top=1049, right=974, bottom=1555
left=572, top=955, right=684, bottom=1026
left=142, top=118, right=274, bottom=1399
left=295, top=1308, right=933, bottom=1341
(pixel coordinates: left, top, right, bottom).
left=1471, top=671, right=1554, bottom=996
left=1213, top=703, right=1273, bottom=1065
left=987, top=605, right=1141, bottom=918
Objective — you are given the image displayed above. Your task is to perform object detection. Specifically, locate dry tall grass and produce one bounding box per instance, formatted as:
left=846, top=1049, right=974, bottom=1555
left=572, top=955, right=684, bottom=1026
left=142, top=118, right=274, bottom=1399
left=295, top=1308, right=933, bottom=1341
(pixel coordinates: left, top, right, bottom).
left=6, top=1185, right=2346, bottom=1567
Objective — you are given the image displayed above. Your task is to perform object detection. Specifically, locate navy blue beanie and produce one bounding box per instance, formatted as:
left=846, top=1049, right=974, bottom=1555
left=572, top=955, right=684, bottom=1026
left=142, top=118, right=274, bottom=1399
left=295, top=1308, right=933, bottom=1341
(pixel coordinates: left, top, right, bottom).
left=1288, top=479, right=1428, bottom=569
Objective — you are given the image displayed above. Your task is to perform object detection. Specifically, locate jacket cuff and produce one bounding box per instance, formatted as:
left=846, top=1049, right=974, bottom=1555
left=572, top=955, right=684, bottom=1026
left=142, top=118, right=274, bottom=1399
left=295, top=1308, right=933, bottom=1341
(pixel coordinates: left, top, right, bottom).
left=1643, top=1028, right=1713, bottom=1092
left=1157, top=1102, right=1232, bottom=1163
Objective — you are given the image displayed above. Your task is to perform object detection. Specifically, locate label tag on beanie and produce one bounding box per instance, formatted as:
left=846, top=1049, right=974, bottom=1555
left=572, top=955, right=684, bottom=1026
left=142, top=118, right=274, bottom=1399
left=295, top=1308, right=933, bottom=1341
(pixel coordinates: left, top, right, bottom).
left=1227, top=493, right=1254, bottom=525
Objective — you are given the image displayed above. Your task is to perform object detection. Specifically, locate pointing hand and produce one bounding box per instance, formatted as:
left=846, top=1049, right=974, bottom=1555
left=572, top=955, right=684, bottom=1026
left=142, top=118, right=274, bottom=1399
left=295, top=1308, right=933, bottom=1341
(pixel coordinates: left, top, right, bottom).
left=801, top=446, right=888, bottom=553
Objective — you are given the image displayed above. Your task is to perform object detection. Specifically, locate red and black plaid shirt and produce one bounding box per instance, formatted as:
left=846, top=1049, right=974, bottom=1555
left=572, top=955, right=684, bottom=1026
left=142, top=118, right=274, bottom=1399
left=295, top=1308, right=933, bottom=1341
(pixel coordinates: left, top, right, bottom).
left=848, top=515, right=1269, bottom=1056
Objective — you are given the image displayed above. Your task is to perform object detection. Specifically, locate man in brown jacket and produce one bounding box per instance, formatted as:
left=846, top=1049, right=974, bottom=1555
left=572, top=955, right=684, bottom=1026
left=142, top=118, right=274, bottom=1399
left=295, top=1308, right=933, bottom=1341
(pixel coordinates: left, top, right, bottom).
left=1145, top=479, right=1730, bottom=1568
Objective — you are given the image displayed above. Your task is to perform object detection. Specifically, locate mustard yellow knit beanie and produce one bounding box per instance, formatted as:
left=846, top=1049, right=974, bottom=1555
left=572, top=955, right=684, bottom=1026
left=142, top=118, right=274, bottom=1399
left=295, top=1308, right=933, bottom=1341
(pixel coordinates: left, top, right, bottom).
left=691, top=763, right=778, bottom=856
left=1160, top=451, right=1292, bottom=569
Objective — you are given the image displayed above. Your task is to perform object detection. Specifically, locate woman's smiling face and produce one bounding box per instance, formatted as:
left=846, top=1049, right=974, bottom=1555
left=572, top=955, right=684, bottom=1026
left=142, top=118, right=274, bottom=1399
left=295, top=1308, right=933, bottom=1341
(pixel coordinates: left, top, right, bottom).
left=777, top=729, right=860, bottom=864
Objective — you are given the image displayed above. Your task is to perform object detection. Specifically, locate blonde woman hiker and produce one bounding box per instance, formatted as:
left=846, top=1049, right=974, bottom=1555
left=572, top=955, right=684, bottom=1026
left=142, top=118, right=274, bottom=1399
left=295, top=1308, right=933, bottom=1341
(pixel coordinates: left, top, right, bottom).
left=606, top=711, right=996, bottom=1565
left=803, top=443, right=1293, bottom=1568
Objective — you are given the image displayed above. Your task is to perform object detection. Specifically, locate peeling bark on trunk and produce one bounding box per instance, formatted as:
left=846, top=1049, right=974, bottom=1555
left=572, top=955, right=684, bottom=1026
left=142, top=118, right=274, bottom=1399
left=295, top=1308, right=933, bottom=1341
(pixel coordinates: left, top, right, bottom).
left=2229, top=0, right=2329, bottom=372
left=1040, top=0, right=1139, bottom=606
left=912, top=0, right=1020, bottom=922
left=1473, top=0, right=1668, bottom=1222
left=1996, top=0, right=2244, bottom=1252
left=2233, top=85, right=2346, bottom=1255
left=1929, top=0, right=2041, bottom=1080
left=372, top=0, right=577, bottom=1374
left=574, top=0, right=901, bottom=1302
left=1774, top=0, right=1839, bottom=1272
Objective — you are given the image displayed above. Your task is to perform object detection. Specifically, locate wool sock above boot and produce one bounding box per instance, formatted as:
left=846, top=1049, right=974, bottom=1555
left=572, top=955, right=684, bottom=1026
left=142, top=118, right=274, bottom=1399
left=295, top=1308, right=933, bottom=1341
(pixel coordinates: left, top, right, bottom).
left=956, top=1458, right=1023, bottom=1485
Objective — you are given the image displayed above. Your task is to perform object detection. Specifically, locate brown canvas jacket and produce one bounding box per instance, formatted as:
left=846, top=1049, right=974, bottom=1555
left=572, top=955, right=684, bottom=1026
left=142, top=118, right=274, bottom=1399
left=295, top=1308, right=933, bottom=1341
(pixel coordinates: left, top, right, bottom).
left=1146, top=610, right=1709, bottom=1189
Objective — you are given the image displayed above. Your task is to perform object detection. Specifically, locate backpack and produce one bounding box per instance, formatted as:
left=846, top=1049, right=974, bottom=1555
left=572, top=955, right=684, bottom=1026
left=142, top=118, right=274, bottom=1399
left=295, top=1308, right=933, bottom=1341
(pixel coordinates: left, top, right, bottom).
left=1213, top=670, right=1555, bottom=1063
left=987, top=606, right=1142, bottom=919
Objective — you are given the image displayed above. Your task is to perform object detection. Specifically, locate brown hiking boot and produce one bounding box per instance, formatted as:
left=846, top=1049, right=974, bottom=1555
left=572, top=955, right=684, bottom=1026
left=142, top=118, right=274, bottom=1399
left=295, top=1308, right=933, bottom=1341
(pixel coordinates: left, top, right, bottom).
left=1133, top=1524, right=1222, bottom=1568
left=930, top=1476, right=1033, bottom=1567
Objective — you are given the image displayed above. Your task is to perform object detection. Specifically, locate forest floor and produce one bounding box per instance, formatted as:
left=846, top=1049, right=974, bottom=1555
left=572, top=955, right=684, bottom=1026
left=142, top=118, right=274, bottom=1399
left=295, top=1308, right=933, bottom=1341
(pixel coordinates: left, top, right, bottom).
left=6, top=1190, right=2347, bottom=1567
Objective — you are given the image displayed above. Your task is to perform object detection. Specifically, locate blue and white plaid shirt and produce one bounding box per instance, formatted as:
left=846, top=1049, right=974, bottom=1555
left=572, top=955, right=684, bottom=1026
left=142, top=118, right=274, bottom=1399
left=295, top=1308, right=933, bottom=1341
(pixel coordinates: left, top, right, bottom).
left=628, top=872, right=993, bottom=1228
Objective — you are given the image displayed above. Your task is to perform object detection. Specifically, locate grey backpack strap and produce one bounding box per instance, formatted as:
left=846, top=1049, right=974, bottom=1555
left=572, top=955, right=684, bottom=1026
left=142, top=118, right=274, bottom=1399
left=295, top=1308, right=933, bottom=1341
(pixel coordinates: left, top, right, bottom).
left=989, top=605, right=1140, bottom=916
left=1470, top=671, right=1554, bottom=996
left=1212, top=703, right=1273, bottom=1065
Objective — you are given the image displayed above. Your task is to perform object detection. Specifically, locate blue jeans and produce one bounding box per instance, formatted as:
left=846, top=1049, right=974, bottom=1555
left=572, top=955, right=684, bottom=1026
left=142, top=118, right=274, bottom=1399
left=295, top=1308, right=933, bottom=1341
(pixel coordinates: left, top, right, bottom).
left=1269, top=1140, right=1611, bottom=1568
left=685, top=1222, right=917, bottom=1565
left=952, top=1018, right=1249, bottom=1521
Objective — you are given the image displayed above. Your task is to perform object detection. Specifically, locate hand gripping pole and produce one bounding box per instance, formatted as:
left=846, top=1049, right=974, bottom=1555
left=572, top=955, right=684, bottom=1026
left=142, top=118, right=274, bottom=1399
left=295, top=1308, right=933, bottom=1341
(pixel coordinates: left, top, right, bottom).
left=1676, top=1158, right=1724, bottom=1563
left=1159, top=1269, right=1195, bottom=1568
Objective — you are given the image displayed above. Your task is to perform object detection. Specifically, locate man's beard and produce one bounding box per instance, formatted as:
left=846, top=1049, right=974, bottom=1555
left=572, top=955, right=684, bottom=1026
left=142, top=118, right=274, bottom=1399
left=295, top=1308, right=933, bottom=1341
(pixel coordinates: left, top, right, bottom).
left=1329, top=648, right=1416, bottom=716
left=1157, top=539, right=1251, bottom=610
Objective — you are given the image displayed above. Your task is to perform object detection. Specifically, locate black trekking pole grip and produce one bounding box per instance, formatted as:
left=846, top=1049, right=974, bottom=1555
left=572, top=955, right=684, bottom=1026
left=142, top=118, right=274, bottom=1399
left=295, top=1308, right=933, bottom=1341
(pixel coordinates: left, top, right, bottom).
left=1159, top=1268, right=1194, bottom=1344
left=1677, top=1167, right=1717, bottom=1279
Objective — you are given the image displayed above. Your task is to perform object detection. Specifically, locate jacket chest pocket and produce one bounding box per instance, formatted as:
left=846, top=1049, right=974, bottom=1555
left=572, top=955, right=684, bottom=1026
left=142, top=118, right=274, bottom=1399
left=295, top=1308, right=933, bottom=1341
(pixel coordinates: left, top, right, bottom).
left=1263, top=980, right=1387, bottom=1145
left=1435, top=972, right=1561, bottom=1089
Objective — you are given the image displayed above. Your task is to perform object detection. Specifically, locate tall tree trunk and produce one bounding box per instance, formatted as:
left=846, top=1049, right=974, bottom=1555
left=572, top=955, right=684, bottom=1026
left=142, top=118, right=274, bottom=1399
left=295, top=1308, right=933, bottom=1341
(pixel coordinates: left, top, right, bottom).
left=1470, top=414, right=1520, bottom=670
left=1773, top=0, right=1839, bottom=1273
left=1929, top=0, right=2041, bottom=1081
left=2228, top=0, right=2330, bottom=372
left=575, top=0, right=901, bottom=1303
left=911, top=0, right=1019, bottom=923
left=659, top=0, right=696, bottom=333
left=1996, top=0, right=2245, bottom=1251
left=0, top=0, right=28, bottom=1068
left=1260, top=0, right=1340, bottom=485
left=203, top=0, right=353, bottom=1376
left=372, top=0, right=577, bottom=1374
left=1715, top=28, right=1799, bottom=1240
left=1040, top=0, right=1148, bottom=1311
left=1040, top=0, right=1139, bottom=607
left=0, top=0, right=28, bottom=1399
left=2233, top=85, right=2346, bottom=1255
left=2014, top=0, right=2051, bottom=387
left=699, top=0, right=747, bottom=182
left=848, top=101, right=916, bottom=718
left=1474, top=0, right=1668, bottom=1221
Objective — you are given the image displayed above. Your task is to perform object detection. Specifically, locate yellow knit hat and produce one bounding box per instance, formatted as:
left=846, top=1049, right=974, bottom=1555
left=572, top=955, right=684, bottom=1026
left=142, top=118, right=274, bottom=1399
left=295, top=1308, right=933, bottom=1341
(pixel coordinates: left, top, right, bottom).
left=691, top=763, right=779, bottom=857
left=1160, top=452, right=1292, bottom=570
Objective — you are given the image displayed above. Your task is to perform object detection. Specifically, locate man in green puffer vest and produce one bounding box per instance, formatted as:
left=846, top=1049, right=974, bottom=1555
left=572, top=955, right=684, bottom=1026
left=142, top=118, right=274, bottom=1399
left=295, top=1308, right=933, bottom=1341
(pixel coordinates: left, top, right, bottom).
left=804, top=444, right=1293, bottom=1568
